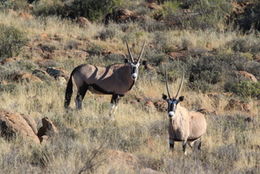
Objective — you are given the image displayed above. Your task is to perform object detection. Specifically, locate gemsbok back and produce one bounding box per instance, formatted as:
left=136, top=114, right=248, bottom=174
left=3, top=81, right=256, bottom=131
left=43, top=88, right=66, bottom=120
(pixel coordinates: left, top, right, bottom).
left=64, top=41, right=146, bottom=115
left=162, top=71, right=207, bottom=155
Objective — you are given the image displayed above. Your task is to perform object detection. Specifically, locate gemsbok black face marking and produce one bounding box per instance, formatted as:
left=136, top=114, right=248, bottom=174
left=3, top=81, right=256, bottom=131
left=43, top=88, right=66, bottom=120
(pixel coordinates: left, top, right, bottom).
left=162, top=70, right=207, bottom=155
left=64, top=41, right=146, bottom=117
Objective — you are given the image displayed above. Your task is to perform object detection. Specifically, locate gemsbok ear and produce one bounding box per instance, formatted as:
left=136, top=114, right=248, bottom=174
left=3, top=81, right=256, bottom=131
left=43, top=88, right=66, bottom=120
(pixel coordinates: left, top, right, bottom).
left=124, top=59, right=129, bottom=63
left=179, top=96, right=184, bottom=102
left=162, top=94, right=168, bottom=100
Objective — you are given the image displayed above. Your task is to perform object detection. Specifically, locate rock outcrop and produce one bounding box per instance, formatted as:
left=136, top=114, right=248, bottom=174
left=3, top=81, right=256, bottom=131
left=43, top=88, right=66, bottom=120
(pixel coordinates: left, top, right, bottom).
left=0, top=110, right=58, bottom=144
left=0, top=110, right=40, bottom=144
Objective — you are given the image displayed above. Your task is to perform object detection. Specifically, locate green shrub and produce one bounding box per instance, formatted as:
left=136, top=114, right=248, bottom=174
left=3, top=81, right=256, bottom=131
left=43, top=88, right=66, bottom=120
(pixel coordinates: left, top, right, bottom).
left=97, top=24, right=122, bottom=41
left=32, top=0, right=65, bottom=17
left=0, top=0, right=29, bottom=10
left=161, top=0, right=232, bottom=30
left=0, top=24, right=27, bottom=61
left=225, top=81, right=260, bottom=99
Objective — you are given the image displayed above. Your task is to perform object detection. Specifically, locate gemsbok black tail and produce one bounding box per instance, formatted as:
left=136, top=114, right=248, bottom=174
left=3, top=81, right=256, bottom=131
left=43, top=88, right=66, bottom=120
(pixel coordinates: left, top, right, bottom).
left=64, top=72, right=73, bottom=108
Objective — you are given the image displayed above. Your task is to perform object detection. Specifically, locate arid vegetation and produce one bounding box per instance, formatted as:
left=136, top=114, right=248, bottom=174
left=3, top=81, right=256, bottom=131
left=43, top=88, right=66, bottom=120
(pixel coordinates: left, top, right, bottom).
left=0, top=0, right=259, bottom=173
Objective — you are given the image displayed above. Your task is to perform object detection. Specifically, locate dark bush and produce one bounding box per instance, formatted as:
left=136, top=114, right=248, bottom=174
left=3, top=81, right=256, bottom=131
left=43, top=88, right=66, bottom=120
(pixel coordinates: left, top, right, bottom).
left=230, top=0, right=260, bottom=32
left=188, top=55, right=226, bottom=92
left=33, top=0, right=122, bottom=21
left=0, top=24, right=27, bottom=61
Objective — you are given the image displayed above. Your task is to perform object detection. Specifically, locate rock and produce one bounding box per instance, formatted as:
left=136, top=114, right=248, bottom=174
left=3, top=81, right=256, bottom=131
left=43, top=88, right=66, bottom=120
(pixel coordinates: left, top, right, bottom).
left=32, top=69, right=52, bottom=81
left=145, top=3, right=162, bottom=10
left=46, top=67, right=68, bottom=80
left=224, top=99, right=251, bottom=112
left=197, top=108, right=215, bottom=115
left=105, top=150, right=139, bottom=170
left=76, top=17, right=91, bottom=27
left=0, top=57, right=21, bottom=65
left=0, top=110, right=40, bottom=144
left=236, top=71, right=257, bottom=82
left=104, top=8, right=141, bottom=24
left=168, top=51, right=188, bottom=60
left=140, top=168, right=164, bottom=174
left=37, top=117, right=58, bottom=142
left=39, top=33, right=49, bottom=40
left=244, top=117, right=253, bottom=123
left=145, top=100, right=155, bottom=108
left=12, top=72, right=42, bottom=83
left=19, top=12, right=33, bottom=20
left=154, top=100, right=167, bottom=112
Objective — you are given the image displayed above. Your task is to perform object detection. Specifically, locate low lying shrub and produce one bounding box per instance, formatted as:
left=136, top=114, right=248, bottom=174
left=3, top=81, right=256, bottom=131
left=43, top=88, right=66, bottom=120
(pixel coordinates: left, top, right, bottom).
left=0, top=24, right=27, bottom=61
left=225, top=81, right=260, bottom=99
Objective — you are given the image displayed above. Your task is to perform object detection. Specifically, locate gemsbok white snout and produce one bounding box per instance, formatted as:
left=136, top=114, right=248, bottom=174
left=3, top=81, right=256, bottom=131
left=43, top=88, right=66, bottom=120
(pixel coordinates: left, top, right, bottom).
left=162, top=71, right=207, bottom=155
left=64, top=41, right=147, bottom=116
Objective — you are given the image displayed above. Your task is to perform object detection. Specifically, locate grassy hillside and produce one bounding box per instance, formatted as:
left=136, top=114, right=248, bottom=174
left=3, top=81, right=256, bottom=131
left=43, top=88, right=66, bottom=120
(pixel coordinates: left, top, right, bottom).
left=0, top=0, right=259, bottom=173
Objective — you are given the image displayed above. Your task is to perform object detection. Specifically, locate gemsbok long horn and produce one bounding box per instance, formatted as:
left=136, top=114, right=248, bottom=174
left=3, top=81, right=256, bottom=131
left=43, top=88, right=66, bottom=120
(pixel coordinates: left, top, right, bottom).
left=175, top=72, right=184, bottom=98
left=125, top=41, right=134, bottom=62
left=137, top=41, right=146, bottom=63
left=165, top=69, right=171, bottom=99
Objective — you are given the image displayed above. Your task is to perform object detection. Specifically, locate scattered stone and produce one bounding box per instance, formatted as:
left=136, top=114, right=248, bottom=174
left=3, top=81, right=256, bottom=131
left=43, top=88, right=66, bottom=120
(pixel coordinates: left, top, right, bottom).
left=236, top=71, right=258, bottom=82
left=105, top=150, right=139, bottom=170
left=46, top=67, right=68, bottom=80
left=145, top=3, right=162, bottom=10
left=168, top=51, right=187, bottom=60
left=104, top=8, right=141, bottom=24
left=32, top=69, right=52, bottom=81
left=76, top=17, right=91, bottom=27
left=12, top=72, right=42, bottom=83
left=140, top=168, right=164, bottom=174
left=244, top=117, right=253, bottom=123
left=224, top=99, right=251, bottom=112
left=154, top=100, right=167, bottom=112
left=37, top=117, right=58, bottom=143
left=145, top=100, right=155, bottom=108
left=0, top=57, right=20, bottom=65
left=18, top=12, right=33, bottom=20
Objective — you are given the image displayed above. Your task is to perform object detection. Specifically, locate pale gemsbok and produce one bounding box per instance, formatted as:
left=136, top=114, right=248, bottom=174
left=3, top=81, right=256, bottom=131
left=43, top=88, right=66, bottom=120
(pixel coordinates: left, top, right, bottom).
left=64, top=41, right=146, bottom=115
left=162, top=71, right=207, bottom=155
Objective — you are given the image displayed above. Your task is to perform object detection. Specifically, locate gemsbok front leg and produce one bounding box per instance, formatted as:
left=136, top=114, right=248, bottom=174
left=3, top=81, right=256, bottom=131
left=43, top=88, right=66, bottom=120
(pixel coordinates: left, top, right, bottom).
left=109, top=94, right=121, bottom=116
left=169, top=139, right=174, bottom=150
left=75, top=85, right=88, bottom=110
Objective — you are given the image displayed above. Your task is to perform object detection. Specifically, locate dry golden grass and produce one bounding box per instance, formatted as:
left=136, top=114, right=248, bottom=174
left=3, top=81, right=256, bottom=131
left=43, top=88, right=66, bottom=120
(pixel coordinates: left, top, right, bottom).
left=0, top=10, right=259, bottom=174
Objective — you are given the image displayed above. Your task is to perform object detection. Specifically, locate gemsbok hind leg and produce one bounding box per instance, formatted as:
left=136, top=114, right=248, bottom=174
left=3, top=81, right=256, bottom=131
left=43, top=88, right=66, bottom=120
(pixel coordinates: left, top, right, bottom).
left=188, top=138, right=202, bottom=151
left=75, top=86, right=88, bottom=110
left=169, top=139, right=174, bottom=150
left=182, top=140, right=188, bottom=155
left=109, top=94, right=120, bottom=116
left=197, top=138, right=202, bottom=150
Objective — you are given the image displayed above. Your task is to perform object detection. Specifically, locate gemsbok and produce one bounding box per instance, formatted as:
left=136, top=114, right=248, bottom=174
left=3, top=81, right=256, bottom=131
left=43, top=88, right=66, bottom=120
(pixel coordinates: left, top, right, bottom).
left=64, top=41, right=146, bottom=115
left=162, top=71, right=207, bottom=155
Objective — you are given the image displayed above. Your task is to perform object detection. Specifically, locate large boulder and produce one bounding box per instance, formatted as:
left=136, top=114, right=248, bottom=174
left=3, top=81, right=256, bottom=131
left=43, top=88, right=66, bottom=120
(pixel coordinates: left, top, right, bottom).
left=0, top=110, right=40, bottom=144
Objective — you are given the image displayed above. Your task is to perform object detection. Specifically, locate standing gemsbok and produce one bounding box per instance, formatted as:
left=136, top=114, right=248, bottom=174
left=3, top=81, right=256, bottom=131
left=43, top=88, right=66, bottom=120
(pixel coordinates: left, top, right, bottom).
left=64, top=41, right=146, bottom=115
left=162, top=71, right=207, bottom=155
